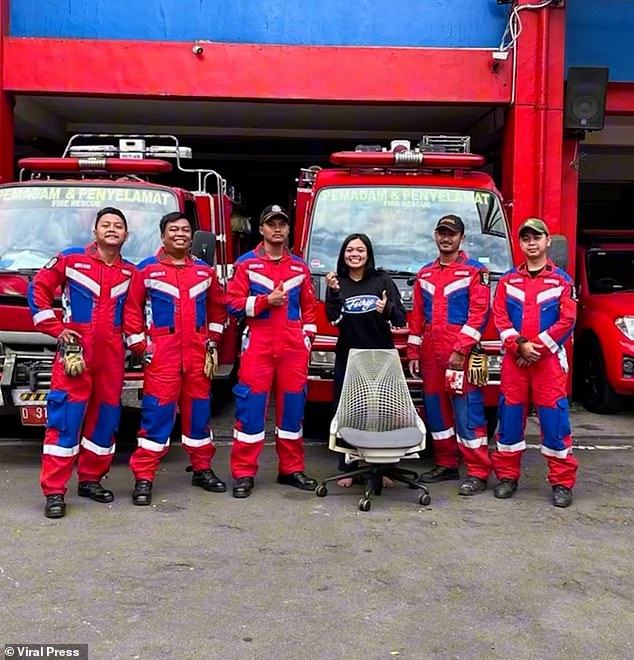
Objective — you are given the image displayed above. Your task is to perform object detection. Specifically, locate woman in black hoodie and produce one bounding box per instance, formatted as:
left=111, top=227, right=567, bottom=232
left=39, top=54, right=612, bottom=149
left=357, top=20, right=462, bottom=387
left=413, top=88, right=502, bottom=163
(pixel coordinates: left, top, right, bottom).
left=325, top=233, right=407, bottom=486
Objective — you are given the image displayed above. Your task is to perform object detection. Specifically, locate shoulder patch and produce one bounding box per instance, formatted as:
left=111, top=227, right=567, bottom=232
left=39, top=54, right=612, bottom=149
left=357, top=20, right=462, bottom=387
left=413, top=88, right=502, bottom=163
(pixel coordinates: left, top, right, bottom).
left=44, top=256, right=58, bottom=270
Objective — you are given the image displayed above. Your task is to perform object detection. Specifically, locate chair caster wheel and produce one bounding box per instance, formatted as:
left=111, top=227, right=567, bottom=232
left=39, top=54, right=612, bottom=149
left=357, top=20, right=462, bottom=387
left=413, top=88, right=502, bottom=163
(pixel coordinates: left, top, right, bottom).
left=315, top=485, right=328, bottom=497
left=419, top=493, right=431, bottom=506
left=359, top=498, right=371, bottom=512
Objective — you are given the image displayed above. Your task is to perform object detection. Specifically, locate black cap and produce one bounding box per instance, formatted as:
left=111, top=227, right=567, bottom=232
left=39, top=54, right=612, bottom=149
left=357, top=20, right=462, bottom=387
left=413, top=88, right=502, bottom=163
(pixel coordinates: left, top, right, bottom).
left=434, top=215, right=464, bottom=234
left=259, top=204, right=289, bottom=225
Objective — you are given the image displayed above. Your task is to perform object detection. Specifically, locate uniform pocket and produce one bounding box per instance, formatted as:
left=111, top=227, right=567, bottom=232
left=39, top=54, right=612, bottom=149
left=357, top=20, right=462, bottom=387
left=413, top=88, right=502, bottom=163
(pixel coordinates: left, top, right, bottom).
left=557, top=397, right=571, bottom=440
left=46, top=389, right=68, bottom=431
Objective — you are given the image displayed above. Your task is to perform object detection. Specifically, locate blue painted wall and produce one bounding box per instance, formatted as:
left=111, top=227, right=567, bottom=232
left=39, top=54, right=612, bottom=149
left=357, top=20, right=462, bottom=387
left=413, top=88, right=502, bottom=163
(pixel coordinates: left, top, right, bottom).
left=567, top=0, right=634, bottom=82
left=10, top=0, right=508, bottom=48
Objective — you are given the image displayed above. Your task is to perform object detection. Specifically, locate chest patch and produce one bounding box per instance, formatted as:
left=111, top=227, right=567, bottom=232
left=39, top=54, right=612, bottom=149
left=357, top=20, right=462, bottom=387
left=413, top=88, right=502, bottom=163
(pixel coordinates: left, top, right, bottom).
left=149, top=270, right=166, bottom=278
left=73, top=263, right=91, bottom=270
left=344, top=294, right=378, bottom=314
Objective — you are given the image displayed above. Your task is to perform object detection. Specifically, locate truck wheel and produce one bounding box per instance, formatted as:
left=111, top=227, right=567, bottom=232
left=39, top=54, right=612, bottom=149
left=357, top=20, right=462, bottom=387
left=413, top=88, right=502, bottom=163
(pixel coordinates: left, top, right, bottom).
left=577, top=337, right=623, bottom=414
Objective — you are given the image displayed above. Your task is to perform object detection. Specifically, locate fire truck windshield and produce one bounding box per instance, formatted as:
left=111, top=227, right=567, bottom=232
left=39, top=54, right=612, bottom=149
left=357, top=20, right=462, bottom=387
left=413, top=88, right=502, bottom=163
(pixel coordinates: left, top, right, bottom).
left=306, top=186, right=512, bottom=276
left=0, top=183, right=179, bottom=270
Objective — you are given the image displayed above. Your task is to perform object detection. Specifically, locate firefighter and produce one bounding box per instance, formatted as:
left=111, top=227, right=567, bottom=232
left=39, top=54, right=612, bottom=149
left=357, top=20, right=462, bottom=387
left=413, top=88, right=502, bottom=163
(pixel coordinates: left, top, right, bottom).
left=124, top=212, right=227, bottom=506
left=226, top=204, right=318, bottom=498
left=407, top=214, right=492, bottom=495
left=491, top=218, right=578, bottom=507
left=28, top=207, right=132, bottom=519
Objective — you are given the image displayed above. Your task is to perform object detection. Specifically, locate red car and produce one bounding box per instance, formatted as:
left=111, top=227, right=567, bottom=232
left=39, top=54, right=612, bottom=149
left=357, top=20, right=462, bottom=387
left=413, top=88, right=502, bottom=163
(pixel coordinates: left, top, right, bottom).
left=574, top=230, right=634, bottom=413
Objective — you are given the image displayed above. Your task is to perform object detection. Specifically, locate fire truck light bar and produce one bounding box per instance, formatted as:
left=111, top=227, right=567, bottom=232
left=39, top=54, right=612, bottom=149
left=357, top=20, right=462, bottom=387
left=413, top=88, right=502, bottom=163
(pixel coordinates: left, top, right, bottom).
left=330, top=151, right=485, bottom=169
left=68, top=142, right=192, bottom=160
left=18, top=157, right=173, bottom=175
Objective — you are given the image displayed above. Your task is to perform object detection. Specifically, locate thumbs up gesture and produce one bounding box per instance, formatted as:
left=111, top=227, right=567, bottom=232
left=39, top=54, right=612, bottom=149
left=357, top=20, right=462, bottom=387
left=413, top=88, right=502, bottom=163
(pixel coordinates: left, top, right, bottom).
left=268, top=281, right=287, bottom=307
left=375, top=290, right=388, bottom=314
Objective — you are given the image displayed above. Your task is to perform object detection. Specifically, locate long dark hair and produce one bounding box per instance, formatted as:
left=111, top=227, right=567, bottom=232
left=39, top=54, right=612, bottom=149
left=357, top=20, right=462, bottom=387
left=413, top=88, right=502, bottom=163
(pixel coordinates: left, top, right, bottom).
left=336, top=233, right=377, bottom=279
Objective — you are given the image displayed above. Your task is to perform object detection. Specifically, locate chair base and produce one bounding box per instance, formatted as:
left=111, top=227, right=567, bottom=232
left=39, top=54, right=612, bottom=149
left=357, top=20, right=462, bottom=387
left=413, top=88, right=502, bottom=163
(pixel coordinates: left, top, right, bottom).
left=316, top=464, right=431, bottom=511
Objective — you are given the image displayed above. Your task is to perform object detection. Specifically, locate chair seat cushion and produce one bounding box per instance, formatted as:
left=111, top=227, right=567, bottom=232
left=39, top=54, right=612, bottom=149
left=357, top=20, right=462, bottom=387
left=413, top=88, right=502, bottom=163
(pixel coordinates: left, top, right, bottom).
left=338, top=426, right=423, bottom=450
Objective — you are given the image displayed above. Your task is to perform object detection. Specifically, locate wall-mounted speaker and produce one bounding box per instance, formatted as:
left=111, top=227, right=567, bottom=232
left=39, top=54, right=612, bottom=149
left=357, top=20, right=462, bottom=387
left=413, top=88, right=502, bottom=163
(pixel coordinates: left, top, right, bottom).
left=564, top=67, right=609, bottom=131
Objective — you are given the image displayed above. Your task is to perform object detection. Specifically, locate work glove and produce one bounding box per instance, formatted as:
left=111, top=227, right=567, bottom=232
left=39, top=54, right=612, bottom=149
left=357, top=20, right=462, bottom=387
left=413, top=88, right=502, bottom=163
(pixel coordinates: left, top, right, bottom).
left=204, top=341, right=219, bottom=379
left=61, top=338, right=86, bottom=378
left=467, top=345, right=488, bottom=387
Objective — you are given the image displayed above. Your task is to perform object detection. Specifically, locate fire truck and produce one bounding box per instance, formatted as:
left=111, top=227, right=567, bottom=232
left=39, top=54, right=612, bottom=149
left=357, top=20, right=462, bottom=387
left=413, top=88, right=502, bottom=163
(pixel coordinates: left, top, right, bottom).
left=293, top=136, right=513, bottom=428
left=0, top=134, right=242, bottom=427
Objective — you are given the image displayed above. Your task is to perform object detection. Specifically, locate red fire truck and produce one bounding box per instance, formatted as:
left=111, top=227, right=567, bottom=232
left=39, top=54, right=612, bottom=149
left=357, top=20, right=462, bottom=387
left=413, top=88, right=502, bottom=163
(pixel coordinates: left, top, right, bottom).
left=293, top=136, right=513, bottom=427
left=0, top=134, right=242, bottom=427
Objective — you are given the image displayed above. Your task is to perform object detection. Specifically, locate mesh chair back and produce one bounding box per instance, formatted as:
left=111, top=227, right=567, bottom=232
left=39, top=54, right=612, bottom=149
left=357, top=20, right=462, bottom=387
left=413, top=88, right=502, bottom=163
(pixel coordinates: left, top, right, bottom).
left=336, top=348, right=421, bottom=433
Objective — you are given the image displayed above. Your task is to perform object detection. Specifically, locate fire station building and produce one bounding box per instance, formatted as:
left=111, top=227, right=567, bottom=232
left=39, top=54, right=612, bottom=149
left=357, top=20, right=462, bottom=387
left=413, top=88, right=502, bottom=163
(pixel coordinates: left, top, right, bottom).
left=1, top=0, right=633, bottom=258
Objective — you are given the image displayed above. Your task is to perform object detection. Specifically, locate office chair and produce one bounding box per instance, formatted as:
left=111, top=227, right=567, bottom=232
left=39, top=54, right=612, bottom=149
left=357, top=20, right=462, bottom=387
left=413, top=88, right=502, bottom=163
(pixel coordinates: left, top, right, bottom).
left=315, top=348, right=431, bottom=511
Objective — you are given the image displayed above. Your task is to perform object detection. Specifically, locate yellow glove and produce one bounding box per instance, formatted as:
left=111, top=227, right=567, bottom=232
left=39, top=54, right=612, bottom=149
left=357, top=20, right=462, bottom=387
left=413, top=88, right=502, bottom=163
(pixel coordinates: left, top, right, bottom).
left=467, top=346, right=488, bottom=387
left=204, top=342, right=219, bottom=379
left=62, top=339, right=86, bottom=378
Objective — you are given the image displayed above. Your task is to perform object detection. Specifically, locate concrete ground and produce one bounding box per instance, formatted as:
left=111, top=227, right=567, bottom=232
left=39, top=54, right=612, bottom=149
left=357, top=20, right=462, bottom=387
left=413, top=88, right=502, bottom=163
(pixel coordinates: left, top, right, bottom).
left=1, top=402, right=632, bottom=660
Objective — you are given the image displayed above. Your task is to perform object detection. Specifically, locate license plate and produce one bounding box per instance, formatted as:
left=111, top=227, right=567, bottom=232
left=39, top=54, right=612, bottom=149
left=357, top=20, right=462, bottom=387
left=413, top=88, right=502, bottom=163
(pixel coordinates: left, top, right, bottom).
left=20, top=405, right=48, bottom=426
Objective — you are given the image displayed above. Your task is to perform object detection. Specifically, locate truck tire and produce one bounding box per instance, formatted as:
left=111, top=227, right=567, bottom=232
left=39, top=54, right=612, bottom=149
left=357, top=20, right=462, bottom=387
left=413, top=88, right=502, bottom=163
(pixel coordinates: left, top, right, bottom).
left=576, top=337, right=623, bottom=414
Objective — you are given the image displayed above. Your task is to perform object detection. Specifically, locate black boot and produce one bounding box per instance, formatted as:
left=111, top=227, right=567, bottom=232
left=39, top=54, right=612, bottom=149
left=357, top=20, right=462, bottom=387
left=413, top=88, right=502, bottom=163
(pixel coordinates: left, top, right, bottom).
left=552, top=485, right=573, bottom=508
left=458, top=475, right=487, bottom=496
left=187, top=467, right=227, bottom=493
left=132, top=480, right=153, bottom=506
left=78, top=481, right=114, bottom=503
left=493, top=478, right=518, bottom=499
left=232, top=477, right=254, bottom=499
left=417, top=465, right=460, bottom=484
left=45, top=494, right=66, bottom=519
left=276, top=471, right=318, bottom=491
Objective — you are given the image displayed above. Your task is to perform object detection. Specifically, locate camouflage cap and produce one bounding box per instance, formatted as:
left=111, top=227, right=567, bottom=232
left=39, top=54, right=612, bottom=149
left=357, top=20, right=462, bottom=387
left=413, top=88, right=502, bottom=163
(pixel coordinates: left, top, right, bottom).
left=518, top=217, right=549, bottom=236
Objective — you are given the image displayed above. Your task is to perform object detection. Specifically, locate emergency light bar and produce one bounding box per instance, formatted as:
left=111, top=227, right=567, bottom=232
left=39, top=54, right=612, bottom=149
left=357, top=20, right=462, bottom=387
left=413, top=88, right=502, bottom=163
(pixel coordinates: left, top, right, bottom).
left=330, top=151, right=485, bottom=169
left=420, top=135, right=471, bottom=154
left=68, top=140, right=192, bottom=160
left=18, top=157, right=173, bottom=175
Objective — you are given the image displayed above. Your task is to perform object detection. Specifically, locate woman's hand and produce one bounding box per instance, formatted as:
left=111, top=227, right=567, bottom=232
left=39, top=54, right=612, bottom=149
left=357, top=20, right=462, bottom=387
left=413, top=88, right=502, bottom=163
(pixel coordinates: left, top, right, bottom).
left=325, top=271, right=340, bottom=291
left=375, top=290, right=388, bottom=314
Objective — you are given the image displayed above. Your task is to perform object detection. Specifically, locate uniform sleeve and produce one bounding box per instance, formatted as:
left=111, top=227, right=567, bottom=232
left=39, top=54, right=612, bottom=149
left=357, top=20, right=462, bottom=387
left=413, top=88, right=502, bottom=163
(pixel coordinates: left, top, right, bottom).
left=300, top=265, right=317, bottom=337
left=493, top=275, right=521, bottom=356
left=206, top=271, right=227, bottom=344
left=27, top=253, right=66, bottom=339
left=226, top=260, right=272, bottom=318
left=406, top=269, right=425, bottom=361
left=532, top=275, right=577, bottom=355
left=452, top=265, right=491, bottom=355
left=386, top=275, right=406, bottom=328
left=123, top=266, right=147, bottom=355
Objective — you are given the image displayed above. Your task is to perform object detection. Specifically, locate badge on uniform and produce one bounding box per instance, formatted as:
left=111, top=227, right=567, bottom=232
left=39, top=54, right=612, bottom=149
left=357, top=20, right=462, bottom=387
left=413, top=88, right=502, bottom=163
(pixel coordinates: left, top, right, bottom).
left=44, top=257, right=58, bottom=270
left=571, top=285, right=578, bottom=301
left=480, top=271, right=490, bottom=286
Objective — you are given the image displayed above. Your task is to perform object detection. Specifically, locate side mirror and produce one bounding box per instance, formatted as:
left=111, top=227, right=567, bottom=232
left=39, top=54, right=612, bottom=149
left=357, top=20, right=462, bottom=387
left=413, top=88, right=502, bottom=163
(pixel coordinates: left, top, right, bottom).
left=191, top=230, right=216, bottom=267
left=548, top=234, right=569, bottom=272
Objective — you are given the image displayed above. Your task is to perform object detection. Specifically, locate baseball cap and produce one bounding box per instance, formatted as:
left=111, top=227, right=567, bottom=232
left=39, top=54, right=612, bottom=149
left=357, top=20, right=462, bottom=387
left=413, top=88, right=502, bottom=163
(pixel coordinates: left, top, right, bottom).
left=434, top=215, right=465, bottom=234
left=518, top=217, right=549, bottom=236
left=259, top=204, right=289, bottom=225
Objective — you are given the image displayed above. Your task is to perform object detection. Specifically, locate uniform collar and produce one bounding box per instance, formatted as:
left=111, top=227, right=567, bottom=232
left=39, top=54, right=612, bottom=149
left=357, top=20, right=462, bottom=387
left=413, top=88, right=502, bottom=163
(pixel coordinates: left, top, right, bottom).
left=85, top=242, right=124, bottom=265
left=155, top=247, right=194, bottom=266
left=517, top=259, right=554, bottom=277
left=433, top=249, right=468, bottom=268
left=254, top=241, right=291, bottom=262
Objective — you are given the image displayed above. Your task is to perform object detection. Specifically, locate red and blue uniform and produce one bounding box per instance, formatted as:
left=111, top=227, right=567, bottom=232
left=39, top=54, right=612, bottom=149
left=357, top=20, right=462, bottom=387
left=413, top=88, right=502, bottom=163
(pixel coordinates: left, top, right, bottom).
left=492, top=259, right=578, bottom=487
left=28, top=243, right=133, bottom=495
left=226, top=243, right=317, bottom=478
left=124, top=248, right=226, bottom=480
left=407, top=251, right=492, bottom=479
